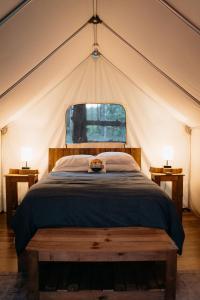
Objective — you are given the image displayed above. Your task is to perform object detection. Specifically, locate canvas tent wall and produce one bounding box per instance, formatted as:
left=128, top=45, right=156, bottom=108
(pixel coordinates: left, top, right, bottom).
left=0, top=0, right=200, bottom=214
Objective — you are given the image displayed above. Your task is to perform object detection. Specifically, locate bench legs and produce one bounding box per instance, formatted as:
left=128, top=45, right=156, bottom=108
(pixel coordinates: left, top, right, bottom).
left=165, top=251, right=177, bottom=300
left=27, top=250, right=39, bottom=300
left=25, top=252, right=177, bottom=300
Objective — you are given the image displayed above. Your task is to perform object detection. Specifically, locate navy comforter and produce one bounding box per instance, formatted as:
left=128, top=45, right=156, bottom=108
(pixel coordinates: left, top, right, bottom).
left=12, top=171, right=184, bottom=254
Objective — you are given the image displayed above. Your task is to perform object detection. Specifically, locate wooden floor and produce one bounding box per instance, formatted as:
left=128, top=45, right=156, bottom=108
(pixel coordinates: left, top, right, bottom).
left=0, top=211, right=200, bottom=273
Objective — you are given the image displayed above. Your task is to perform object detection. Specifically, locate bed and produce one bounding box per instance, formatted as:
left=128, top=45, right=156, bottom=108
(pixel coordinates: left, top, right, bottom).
left=12, top=147, right=184, bottom=254
left=11, top=147, right=184, bottom=299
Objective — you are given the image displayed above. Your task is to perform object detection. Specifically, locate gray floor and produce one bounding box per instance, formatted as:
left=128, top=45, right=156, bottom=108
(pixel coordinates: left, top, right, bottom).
left=0, top=271, right=200, bottom=300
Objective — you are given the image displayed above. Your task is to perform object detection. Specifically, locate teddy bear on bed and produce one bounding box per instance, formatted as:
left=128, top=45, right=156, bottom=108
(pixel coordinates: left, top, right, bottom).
left=89, top=158, right=105, bottom=173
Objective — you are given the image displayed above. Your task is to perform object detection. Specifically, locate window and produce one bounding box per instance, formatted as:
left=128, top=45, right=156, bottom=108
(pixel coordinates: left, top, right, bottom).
left=66, top=104, right=126, bottom=144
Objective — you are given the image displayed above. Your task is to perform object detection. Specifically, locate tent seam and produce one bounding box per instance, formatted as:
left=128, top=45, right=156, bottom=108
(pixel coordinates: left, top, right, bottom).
left=158, top=0, right=200, bottom=36
left=0, top=0, right=32, bottom=26
left=0, top=21, right=89, bottom=100
left=100, top=54, right=187, bottom=122
left=102, top=21, right=200, bottom=106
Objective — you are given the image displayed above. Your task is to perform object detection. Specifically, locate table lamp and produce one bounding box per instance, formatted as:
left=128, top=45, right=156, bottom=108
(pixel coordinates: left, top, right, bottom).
left=21, top=147, right=32, bottom=169
left=163, top=145, right=173, bottom=168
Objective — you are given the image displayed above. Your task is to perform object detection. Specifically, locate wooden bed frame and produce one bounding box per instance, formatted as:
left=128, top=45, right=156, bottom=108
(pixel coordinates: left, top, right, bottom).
left=48, top=147, right=141, bottom=172
left=22, top=147, right=177, bottom=300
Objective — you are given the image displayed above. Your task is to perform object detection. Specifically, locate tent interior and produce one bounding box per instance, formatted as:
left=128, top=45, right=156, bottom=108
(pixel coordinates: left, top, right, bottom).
left=0, top=0, right=200, bottom=295
left=1, top=0, right=200, bottom=213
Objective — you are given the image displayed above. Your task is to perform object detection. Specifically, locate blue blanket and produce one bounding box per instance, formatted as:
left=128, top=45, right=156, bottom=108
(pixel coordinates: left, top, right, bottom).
left=12, top=171, right=184, bottom=254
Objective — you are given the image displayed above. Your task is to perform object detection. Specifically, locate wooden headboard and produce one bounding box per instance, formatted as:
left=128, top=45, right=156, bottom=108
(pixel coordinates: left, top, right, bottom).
left=48, top=148, right=141, bottom=172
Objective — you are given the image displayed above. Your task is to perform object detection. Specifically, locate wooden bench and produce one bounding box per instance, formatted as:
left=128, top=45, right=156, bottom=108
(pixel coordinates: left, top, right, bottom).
left=25, top=227, right=178, bottom=300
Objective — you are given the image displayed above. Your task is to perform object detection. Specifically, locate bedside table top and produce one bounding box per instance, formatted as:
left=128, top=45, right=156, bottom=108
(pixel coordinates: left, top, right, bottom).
left=5, top=174, right=38, bottom=177
left=9, top=168, right=39, bottom=175
left=151, top=173, right=184, bottom=177
left=149, top=166, right=183, bottom=175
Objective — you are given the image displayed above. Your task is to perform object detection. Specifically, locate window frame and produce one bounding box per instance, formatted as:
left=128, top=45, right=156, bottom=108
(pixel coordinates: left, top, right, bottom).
left=65, top=103, right=127, bottom=145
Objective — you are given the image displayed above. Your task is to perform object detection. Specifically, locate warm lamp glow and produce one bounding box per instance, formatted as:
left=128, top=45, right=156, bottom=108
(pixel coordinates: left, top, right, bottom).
left=163, top=145, right=174, bottom=167
left=21, top=147, right=32, bottom=169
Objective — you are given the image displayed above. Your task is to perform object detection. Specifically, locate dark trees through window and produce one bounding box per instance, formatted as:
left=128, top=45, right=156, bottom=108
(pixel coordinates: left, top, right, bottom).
left=66, top=104, right=126, bottom=144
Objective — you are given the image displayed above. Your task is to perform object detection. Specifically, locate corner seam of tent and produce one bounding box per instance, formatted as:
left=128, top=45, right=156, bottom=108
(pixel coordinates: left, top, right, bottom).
left=27, top=54, right=92, bottom=108
left=102, top=21, right=200, bottom=106
left=100, top=54, right=167, bottom=111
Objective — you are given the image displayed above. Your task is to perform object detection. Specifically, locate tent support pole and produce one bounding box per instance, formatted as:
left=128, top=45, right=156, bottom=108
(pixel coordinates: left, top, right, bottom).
left=102, top=21, right=200, bottom=106
left=0, top=130, right=3, bottom=212
left=158, top=0, right=200, bottom=36
left=0, top=21, right=89, bottom=100
left=0, top=0, right=32, bottom=26
left=188, top=127, right=192, bottom=209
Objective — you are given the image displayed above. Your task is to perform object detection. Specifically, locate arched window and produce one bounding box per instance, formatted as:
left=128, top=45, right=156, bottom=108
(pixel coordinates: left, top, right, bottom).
left=66, top=104, right=126, bottom=144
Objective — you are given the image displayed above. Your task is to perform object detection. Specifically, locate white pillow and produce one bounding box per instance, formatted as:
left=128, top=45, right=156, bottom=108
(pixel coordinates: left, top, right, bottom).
left=52, top=155, right=93, bottom=172
left=104, top=164, right=135, bottom=172
left=96, top=152, right=140, bottom=171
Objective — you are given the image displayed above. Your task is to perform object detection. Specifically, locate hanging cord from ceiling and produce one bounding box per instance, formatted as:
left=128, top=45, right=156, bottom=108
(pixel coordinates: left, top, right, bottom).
left=102, top=21, right=200, bottom=106
left=93, top=19, right=98, bottom=47
left=158, top=0, right=200, bottom=36
left=89, top=0, right=101, bottom=58
left=93, top=0, right=97, bottom=17
left=91, top=20, right=101, bottom=58
left=91, top=0, right=100, bottom=98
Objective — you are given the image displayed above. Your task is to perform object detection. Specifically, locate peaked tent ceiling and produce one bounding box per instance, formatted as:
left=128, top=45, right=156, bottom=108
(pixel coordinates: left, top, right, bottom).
left=0, top=0, right=200, bottom=128
left=99, top=0, right=200, bottom=101
left=99, top=26, right=200, bottom=127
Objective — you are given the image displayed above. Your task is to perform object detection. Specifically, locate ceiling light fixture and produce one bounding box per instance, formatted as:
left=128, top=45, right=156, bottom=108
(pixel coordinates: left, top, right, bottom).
left=91, top=48, right=101, bottom=59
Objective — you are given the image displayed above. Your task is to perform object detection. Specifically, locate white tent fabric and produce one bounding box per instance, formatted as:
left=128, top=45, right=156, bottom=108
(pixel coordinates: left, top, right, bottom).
left=98, top=26, right=200, bottom=127
left=99, top=0, right=200, bottom=102
left=0, top=0, right=92, bottom=93
left=0, top=25, right=92, bottom=127
left=0, top=0, right=200, bottom=214
left=191, top=127, right=200, bottom=213
left=0, top=56, right=190, bottom=210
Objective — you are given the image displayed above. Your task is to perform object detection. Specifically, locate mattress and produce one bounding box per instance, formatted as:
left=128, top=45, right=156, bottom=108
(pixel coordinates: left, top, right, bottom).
left=11, top=171, right=184, bottom=254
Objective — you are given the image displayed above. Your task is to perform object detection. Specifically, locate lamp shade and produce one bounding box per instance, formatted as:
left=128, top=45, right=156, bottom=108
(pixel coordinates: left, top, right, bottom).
left=21, top=147, right=33, bottom=162
left=163, top=145, right=174, bottom=161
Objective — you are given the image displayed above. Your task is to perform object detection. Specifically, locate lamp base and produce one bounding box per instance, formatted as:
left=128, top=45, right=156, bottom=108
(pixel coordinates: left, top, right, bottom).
left=22, top=167, right=30, bottom=169
left=163, top=165, right=171, bottom=168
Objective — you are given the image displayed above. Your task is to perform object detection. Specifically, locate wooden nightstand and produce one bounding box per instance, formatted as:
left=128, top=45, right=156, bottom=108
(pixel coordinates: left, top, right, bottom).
left=5, top=169, right=38, bottom=227
left=150, top=167, right=184, bottom=222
